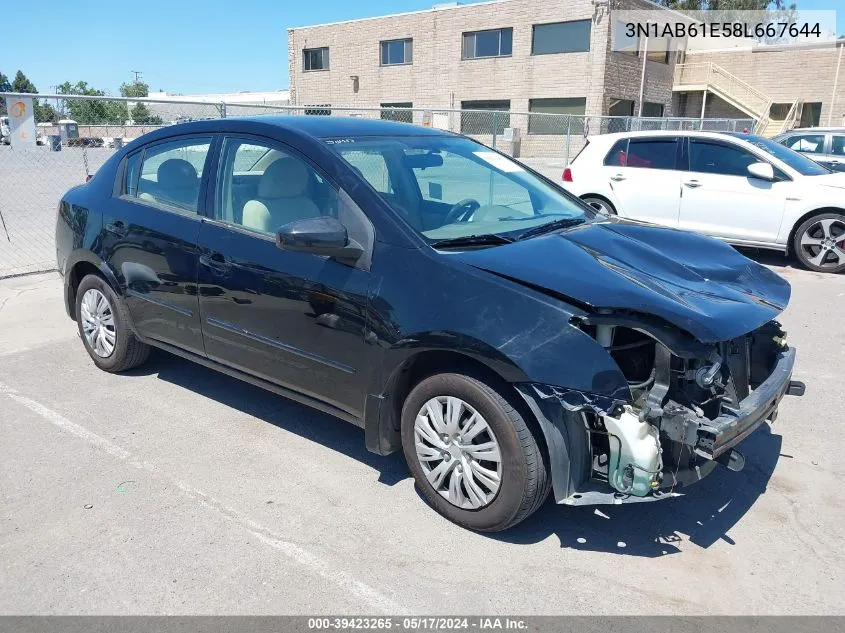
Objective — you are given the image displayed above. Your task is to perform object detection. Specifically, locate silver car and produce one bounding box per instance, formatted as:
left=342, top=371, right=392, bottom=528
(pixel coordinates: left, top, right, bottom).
left=773, top=127, right=845, bottom=172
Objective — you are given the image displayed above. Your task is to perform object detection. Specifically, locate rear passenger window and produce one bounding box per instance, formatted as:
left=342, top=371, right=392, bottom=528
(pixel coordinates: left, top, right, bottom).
left=784, top=134, right=825, bottom=153
left=831, top=136, right=845, bottom=156
left=129, top=137, right=212, bottom=213
left=624, top=139, right=678, bottom=170
left=604, top=139, right=628, bottom=166
left=689, top=141, right=758, bottom=177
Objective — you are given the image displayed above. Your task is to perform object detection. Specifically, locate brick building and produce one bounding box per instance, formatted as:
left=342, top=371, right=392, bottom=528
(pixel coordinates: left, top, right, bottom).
left=287, top=0, right=680, bottom=120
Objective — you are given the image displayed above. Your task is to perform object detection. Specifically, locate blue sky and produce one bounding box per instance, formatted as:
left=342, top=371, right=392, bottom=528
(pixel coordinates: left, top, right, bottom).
left=1, top=0, right=842, bottom=97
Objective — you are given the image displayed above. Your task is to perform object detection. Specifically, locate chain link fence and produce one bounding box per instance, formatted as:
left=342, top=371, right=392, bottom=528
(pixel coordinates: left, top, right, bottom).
left=0, top=92, right=753, bottom=278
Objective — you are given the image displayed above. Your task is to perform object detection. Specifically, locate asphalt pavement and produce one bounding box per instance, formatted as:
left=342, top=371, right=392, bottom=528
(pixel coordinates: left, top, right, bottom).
left=0, top=256, right=843, bottom=614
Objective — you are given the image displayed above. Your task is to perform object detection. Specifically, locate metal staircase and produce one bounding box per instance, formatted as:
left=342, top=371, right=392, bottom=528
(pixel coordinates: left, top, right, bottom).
left=674, top=62, right=801, bottom=137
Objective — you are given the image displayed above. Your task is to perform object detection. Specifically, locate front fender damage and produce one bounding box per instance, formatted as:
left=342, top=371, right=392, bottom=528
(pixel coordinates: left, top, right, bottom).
left=517, top=316, right=804, bottom=506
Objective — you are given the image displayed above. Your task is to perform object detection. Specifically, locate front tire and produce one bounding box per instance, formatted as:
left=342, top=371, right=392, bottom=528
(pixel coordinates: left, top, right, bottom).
left=401, top=373, right=550, bottom=532
left=793, top=212, right=845, bottom=273
left=75, top=274, right=150, bottom=372
left=582, top=196, right=616, bottom=216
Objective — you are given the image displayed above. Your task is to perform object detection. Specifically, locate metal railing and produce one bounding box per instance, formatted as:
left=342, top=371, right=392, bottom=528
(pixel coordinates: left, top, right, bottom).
left=0, top=92, right=754, bottom=278
left=675, top=62, right=772, bottom=119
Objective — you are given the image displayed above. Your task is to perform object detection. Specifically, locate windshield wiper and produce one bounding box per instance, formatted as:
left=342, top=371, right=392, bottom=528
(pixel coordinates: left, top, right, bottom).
left=517, top=218, right=586, bottom=241
left=430, top=234, right=514, bottom=249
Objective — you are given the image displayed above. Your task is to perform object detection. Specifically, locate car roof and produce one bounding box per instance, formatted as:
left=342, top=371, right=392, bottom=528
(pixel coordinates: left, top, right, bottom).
left=780, top=127, right=845, bottom=132
left=585, top=129, right=754, bottom=144
left=157, top=115, right=453, bottom=139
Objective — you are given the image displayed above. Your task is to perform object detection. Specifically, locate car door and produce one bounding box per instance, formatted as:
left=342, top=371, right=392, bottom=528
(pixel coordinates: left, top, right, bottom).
left=196, top=135, right=377, bottom=418
left=780, top=132, right=829, bottom=168
left=827, top=134, right=845, bottom=172
left=677, top=138, right=786, bottom=243
left=600, top=136, right=683, bottom=227
left=102, top=135, right=215, bottom=354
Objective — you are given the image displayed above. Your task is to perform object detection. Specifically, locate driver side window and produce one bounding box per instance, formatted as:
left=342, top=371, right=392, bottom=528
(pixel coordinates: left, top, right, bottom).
left=410, top=151, right=534, bottom=216
left=689, top=140, right=757, bottom=177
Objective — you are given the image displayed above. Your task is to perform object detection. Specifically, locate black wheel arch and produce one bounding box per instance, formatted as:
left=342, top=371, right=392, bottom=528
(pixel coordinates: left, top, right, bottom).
left=63, top=250, right=123, bottom=321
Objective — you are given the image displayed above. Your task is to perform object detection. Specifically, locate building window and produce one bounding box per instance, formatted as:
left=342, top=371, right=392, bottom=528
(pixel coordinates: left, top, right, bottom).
left=380, top=39, right=413, bottom=65
left=303, top=47, right=329, bottom=71
left=614, top=21, right=639, bottom=56
left=463, top=28, right=513, bottom=59
left=642, top=102, right=665, bottom=117
left=528, top=98, right=586, bottom=135
left=460, top=100, right=510, bottom=135
left=646, top=38, right=671, bottom=64
left=381, top=102, right=413, bottom=123
left=531, top=20, right=591, bottom=55
left=304, top=104, right=331, bottom=116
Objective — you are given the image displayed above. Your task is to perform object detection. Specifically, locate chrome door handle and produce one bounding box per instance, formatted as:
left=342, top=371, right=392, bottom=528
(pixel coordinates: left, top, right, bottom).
left=610, top=174, right=626, bottom=182
left=683, top=180, right=701, bottom=188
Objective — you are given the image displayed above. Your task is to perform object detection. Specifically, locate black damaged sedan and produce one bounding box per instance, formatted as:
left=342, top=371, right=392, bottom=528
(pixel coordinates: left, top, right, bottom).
left=56, top=116, right=804, bottom=531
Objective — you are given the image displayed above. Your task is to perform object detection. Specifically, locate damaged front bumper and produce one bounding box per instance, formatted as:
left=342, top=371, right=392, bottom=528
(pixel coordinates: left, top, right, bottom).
left=516, top=323, right=805, bottom=506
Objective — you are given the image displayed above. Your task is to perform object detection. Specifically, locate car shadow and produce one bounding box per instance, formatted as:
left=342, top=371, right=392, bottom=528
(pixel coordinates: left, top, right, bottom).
left=127, top=350, right=782, bottom=557
left=490, top=424, right=783, bottom=557
left=123, top=349, right=409, bottom=487
left=736, top=247, right=797, bottom=272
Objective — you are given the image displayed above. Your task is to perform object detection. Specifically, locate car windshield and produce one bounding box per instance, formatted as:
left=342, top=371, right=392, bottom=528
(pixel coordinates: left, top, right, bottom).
left=728, top=133, right=831, bottom=176
left=329, top=135, right=594, bottom=244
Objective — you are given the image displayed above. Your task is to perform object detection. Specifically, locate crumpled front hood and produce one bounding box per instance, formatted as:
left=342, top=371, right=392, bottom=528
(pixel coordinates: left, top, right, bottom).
left=452, top=220, right=791, bottom=343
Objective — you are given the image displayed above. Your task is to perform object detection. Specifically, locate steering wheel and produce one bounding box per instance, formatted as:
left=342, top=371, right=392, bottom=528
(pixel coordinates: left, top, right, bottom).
left=444, top=198, right=481, bottom=224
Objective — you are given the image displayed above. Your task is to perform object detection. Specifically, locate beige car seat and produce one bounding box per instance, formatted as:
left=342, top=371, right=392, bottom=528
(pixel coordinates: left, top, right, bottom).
left=242, top=157, right=322, bottom=233
left=138, top=159, right=199, bottom=209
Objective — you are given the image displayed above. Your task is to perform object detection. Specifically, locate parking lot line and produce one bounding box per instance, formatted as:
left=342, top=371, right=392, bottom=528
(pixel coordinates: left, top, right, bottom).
left=0, top=380, right=407, bottom=615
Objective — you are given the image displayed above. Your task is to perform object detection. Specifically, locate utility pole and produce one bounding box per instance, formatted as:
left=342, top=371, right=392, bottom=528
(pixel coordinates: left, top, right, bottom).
left=50, top=85, right=61, bottom=118
left=131, top=70, right=143, bottom=84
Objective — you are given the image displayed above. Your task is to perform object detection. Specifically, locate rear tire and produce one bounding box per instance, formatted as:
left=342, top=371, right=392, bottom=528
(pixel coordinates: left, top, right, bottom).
left=582, top=196, right=616, bottom=216
left=792, top=212, right=845, bottom=273
left=401, top=372, right=550, bottom=532
left=75, top=274, right=150, bottom=372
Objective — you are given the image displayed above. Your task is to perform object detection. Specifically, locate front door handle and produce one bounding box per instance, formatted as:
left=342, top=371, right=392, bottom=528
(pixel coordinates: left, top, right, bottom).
left=610, top=174, right=626, bottom=182
left=105, top=221, right=127, bottom=236
left=683, top=180, right=701, bottom=188
left=199, top=252, right=231, bottom=275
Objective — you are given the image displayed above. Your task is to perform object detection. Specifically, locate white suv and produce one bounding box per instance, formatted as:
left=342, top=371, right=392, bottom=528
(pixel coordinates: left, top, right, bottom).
left=562, top=130, right=845, bottom=273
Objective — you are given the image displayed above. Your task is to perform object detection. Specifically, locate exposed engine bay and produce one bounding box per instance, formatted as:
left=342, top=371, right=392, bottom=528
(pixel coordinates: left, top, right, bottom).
left=522, top=315, right=805, bottom=504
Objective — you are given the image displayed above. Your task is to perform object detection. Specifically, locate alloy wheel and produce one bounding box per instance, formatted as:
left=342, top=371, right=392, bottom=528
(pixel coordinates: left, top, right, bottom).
left=79, top=288, right=117, bottom=358
left=799, top=217, right=845, bottom=270
left=413, top=396, right=502, bottom=510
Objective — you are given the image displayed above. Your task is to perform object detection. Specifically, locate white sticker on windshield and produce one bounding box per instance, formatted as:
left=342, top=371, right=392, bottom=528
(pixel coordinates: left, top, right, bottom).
left=472, top=151, right=524, bottom=173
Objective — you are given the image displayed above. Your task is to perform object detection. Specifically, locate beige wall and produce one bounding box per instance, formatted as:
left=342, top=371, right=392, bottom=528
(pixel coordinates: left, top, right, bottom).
left=287, top=0, right=677, bottom=118
left=683, top=43, right=845, bottom=125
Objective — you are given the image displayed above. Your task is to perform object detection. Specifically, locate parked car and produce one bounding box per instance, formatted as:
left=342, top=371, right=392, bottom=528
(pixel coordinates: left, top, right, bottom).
left=56, top=117, right=803, bottom=531
left=0, top=116, right=10, bottom=145
left=773, top=127, right=845, bottom=173
left=562, top=130, right=845, bottom=273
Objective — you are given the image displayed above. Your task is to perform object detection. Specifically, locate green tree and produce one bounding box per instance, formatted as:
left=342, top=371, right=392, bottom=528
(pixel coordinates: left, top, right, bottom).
left=120, top=80, right=149, bottom=98
left=656, top=1, right=793, bottom=7
left=11, top=70, right=37, bottom=93
left=57, top=81, right=126, bottom=124
left=7, top=70, right=54, bottom=122
left=0, top=72, right=11, bottom=115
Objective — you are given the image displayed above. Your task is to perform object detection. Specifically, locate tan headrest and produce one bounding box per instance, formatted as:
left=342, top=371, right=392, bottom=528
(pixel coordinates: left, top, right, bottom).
left=258, top=158, right=310, bottom=198
left=157, top=159, right=197, bottom=190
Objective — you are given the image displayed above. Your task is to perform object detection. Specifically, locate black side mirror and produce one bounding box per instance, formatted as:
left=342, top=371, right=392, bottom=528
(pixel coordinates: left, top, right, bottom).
left=276, top=216, right=363, bottom=261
